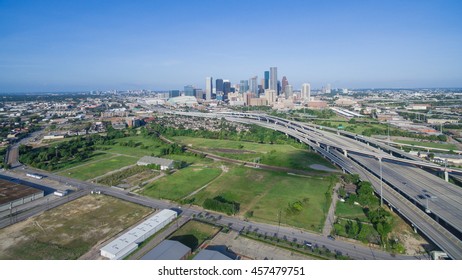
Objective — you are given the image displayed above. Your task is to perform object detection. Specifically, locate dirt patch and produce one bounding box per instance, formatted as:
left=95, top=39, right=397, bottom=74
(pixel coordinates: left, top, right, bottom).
left=209, top=148, right=256, bottom=154
left=0, top=195, right=152, bottom=259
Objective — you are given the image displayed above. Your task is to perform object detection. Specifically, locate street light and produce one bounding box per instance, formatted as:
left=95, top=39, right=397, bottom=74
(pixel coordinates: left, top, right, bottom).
left=379, top=157, right=383, bottom=207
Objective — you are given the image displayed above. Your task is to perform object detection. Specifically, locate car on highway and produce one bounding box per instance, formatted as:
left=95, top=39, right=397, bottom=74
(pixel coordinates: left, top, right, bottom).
left=304, top=241, right=312, bottom=247
left=327, top=235, right=335, bottom=241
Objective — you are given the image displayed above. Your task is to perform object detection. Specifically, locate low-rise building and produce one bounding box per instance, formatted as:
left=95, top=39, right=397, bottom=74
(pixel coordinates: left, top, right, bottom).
left=137, top=156, right=175, bottom=170
left=140, top=240, right=191, bottom=260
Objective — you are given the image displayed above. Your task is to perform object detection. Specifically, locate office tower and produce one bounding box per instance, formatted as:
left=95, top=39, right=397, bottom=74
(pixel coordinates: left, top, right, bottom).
left=195, top=88, right=204, bottom=100
left=277, top=81, right=281, bottom=95
left=216, top=79, right=224, bottom=93
left=169, top=90, right=180, bottom=98
left=184, top=85, right=195, bottom=96
left=249, top=76, right=258, bottom=95
left=269, top=67, right=277, bottom=93
left=240, top=80, right=249, bottom=93
left=265, top=89, right=277, bottom=105
left=257, top=85, right=264, bottom=96
left=264, top=71, right=270, bottom=89
left=223, top=80, right=231, bottom=101
left=281, top=76, right=288, bottom=93
left=301, top=83, right=311, bottom=101
left=205, top=77, right=213, bottom=100
left=284, top=84, right=293, bottom=98
left=326, top=83, right=331, bottom=94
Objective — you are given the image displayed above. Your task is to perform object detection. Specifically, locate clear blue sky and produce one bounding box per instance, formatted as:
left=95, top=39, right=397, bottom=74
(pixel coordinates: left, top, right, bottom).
left=1, top=0, right=461, bottom=92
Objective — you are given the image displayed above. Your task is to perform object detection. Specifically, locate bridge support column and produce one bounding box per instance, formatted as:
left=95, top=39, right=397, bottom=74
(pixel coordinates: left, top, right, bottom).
left=444, top=171, right=449, bottom=182
left=326, top=145, right=330, bottom=152
left=413, top=227, right=417, bottom=233
left=343, top=150, right=348, bottom=157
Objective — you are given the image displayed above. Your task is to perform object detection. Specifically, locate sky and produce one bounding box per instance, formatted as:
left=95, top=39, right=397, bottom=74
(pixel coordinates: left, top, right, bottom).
left=1, top=0, right=462, bottom=92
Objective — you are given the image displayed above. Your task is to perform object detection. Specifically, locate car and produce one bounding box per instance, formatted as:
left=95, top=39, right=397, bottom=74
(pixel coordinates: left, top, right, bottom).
left=327, top=235, right=335, bottom=241
left=304, top=241, right=312, bottom=247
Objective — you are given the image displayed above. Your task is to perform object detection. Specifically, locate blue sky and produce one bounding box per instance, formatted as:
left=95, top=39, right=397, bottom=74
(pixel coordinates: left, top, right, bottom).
left=1, top=0, right=461, bottom=92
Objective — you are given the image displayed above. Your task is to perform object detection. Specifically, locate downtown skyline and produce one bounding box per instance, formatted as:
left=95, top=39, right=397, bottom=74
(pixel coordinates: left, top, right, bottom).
left=1, top=0, right=462, bottom=92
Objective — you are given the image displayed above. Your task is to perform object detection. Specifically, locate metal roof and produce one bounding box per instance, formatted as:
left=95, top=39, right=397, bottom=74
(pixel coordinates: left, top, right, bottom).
left=137, top=156, right=174, bottom=167
left=100, top=209, right=177, bottom=258
left=141, top=240, right=191, bottom=260
left=193, top=249, right=233, bottom=260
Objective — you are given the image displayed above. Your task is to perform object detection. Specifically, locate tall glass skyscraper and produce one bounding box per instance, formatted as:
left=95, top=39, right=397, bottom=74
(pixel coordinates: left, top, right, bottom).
left=215, top=79, right=224, bottom=93
left=184, top=85, right=195, bottom=96
left=264, top=71, right=270, bottom=89
left=269, top=67, right=277, bottom=94
left=249, top=76, right=258, bottom=95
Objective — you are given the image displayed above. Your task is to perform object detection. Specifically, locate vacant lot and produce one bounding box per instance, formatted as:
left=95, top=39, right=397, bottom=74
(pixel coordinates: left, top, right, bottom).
left=56, top=155, right=138, bottom=181
left=335, top=202, right=369, bottom=222
left=192, top=166, right=335, bottom=232
left=174, top=136, right=336, bottom=171
left=169, top=220, right=221, bottom=251
left=141, top=164, right=222, bottom=201
left=0, top=195, right=152, bottom=260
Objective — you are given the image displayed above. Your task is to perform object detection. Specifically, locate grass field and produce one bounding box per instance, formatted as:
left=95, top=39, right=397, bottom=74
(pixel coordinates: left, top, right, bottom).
left=191, top=166, right=335, bottom=232
left=97, top=135, right=166, bottom=158
left=395, top=140, right=457, bottom=150
left=169, top=220, right=221, bottom=251
left=0, top=195, right=152, bottom=260
left=317, top=121, right=387, bottom=135
left=56, top=155, right=138, bottom=180
left=173, top=136, right=336, bottom=171
left=335, top=202, right=369, bottom=222
left=141, top=164, right=223, bottom=201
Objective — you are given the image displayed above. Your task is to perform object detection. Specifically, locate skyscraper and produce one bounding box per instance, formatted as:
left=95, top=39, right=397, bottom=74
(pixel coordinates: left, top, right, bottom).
left=264, top=71, right=270, bottom=89
left=284, top=84, right=293, bottom=98
left=223, top=80, right=231, bottom=101
left=239, top=80, right=249, bottom=93
left=249, top=76, right=258, bottom=95
left=269, top=67, right=277, bottom=94
left=265, top=89, right=277, bottom=105
left=184, top=85, right=194, bottom=96
left=302, top=83, right=311, bottom=101
left=216, top=79, right=224, bottom=93
left=169, top=90, right=180, bottom=98
left=205, top=77, right=213, bottom=100
left=281, top=76, right=288, bottom=93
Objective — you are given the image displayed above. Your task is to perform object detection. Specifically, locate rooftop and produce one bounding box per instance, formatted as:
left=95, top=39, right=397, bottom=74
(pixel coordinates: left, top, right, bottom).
left=137, top=156, right=174, bottom=167
left=141, top=240, right=191, bottom=260
left=193, top=249, right=233, bottom=260
left=0, top=179, right=43, bottom=206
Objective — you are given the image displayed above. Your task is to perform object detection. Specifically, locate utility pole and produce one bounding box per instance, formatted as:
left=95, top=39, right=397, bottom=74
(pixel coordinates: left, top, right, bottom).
left=379, top=157, right=383, bottom=207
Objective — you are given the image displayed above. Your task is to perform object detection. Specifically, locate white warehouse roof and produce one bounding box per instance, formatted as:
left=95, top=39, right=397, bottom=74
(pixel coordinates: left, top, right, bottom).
left=100, top=209, right=177, bottom=260
left=137, top=156, right=174, bottom=167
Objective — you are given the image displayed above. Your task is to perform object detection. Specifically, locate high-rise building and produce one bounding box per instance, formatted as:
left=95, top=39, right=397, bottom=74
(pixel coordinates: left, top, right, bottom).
left=269, top=67, right=277, bottom=94
left=205, top=77, right=213, bottom=100
left=326, top=83, right=332, bottom=94
left=265, top=89, right=277, bottom=105
left=195, top=88, right=204, bottom=100
left=249, top=76, right=258, bottom=95
left=264, top=71, right=270, bottom=89
left=223, top=80, right=231, bottom=101
left=169, top=90, right=180, bottom=98
left=239, top=80, right=249, bottom=93
left=215, top=79, right=224, bottom=93
left=284, top=85, right=293, bottom=98
left=301, top=83, right=311, bottom=101
left=281, top=76, right=288, bottom=93
left=184, top=85, right=195, bottom=96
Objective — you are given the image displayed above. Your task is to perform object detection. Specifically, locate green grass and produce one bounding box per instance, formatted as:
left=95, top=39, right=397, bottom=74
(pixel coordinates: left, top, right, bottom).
left=169, top=220, right=221, bottom=251
left=191, top=166, right=336, bottom=232
left=98, top=135, right=166, bottom=157
left=0, top=195, right=152, bottom=260
left=56, top=155, right=138, bottom=180
left=335, top=201, right=369, bottom=222
left=174, top=136, right=336, bottom=171
left=141, top=164, right=222, bottom=201
left=394, top=140, right=457, bottom=150
left=52, top=152, right=115, bottom=172
left=317, top=121, right=387, bottom=134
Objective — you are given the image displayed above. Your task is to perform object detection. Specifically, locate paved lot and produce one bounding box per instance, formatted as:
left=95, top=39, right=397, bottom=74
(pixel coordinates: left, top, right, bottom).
left=209, top=231, right=315, bottom=260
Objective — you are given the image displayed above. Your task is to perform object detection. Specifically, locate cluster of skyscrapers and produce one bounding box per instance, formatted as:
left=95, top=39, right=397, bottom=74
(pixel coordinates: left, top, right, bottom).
left=169, top=67, right=314, bottom=106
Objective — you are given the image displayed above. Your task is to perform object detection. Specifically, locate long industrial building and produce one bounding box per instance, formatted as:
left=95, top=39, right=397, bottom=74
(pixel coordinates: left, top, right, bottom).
left=0, top=178, right=44, bottom=213
left=100, top=209, right=177, bottom=260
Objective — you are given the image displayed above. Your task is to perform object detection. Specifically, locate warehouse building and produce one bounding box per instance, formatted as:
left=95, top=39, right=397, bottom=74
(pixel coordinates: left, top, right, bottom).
left=137, top=156, right=174, bottom=170
left=0, top=179, right=44, bottom=213
left=140, top=240, right=191, bottom=260
left=100, top=209, right=177, bottom=260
